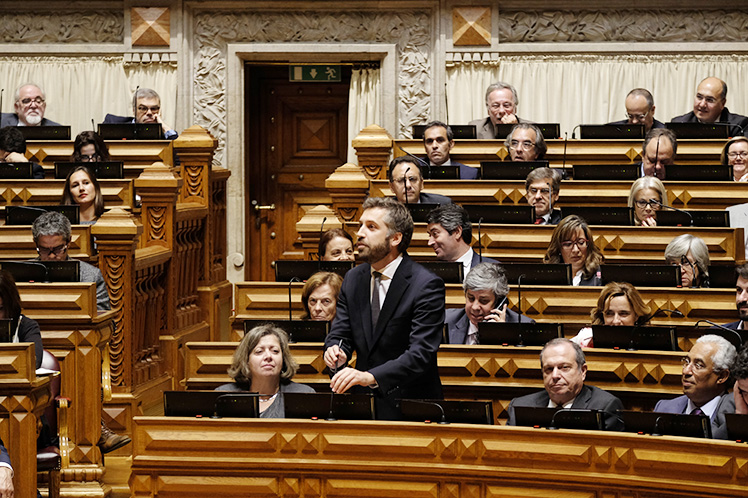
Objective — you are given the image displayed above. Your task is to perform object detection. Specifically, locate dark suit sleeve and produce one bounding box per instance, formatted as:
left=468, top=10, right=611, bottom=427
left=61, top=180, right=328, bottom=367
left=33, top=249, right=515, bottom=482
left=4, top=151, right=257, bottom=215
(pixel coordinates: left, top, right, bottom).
left=712, top=394, right=735, bottom=440
left=325, top=275, right=356, bottom=366
left=506, top=398, right=518, bottom=426
left=19, top=315, right=43, bottom=369
left=367, top=271, right=445, bottom=395
left=0, top=436, right=9, bottom=467
left=600, top=394, right=625, bottom=431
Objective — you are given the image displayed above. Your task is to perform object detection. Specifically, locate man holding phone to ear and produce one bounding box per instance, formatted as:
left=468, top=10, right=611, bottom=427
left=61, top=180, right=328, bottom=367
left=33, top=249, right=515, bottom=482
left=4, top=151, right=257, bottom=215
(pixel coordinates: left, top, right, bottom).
left=445, top=263, right=534, bottom=345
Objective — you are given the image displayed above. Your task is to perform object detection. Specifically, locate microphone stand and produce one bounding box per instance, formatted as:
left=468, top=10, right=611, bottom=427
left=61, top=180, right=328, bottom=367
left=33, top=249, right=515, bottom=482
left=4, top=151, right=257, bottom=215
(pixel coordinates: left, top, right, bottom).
left=693, top=319, right=744, bottom=349
left=406, top=399, right=449, bottom=424
left=649, top=199, right=694, bottom=227
left=288, top=277, right=302, bottom=341
left=477, top=217, right=483, bottom=263
left=317, top=217, right=327, bottom=261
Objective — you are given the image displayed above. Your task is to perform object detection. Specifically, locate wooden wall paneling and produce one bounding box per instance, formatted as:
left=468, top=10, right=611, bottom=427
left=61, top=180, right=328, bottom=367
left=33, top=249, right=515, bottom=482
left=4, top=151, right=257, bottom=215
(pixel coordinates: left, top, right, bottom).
left=0, top=225, right=94, bottom=262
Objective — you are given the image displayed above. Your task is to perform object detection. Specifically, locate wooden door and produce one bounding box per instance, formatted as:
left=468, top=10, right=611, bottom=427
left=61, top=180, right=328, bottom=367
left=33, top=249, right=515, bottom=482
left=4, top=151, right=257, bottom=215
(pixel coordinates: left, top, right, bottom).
left=245, top=64, right=350, bottom=281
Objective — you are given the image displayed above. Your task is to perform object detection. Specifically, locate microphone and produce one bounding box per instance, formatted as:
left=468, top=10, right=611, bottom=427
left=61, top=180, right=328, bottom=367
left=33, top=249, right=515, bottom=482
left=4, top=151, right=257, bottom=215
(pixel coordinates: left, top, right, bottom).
left=656, top=308, right=685, bottom=318
left=395, top=145, right=429, bottom=168
left=133, top=86, right=140, bottom=139
left=561, top=132, right=568, bottom=169
left=477, top=217, right=483, bottom=262
left=444, top=82, right=449, bottom=124
left=626, top=308, right=683, bottom=350
left=0, top=89, right=4, bottom=117
left=403, top=165, right=411, bottom=208
left=693, top=319, right=743, bottom=348
left=517, top=274, right=525, bottom=317
left=288, top=276, right=302, bottom=325
left=317, top=217, right=327, bottom=261
left=649, top=198, right=694, bottom=227
left=405, top=399, right=449, bottom=424
left=546, top=181, right=554, bottom=221
left=91, top=118, right=96, bottom=132
left=326, top=391, right=338, bottom=421
left=570, top=124, right=581, bottom=140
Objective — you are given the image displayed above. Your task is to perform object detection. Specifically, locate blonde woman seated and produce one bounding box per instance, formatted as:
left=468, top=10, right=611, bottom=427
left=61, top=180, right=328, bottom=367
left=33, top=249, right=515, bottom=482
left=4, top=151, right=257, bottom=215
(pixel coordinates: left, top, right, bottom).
left=543, top=215, right=604, bottom=286
left=665, top=234, right=710, bottom=288
left=721, top=136, right=748, bottom=182
left=571, top=282, right=652, bottom=348
left=629, top=176, right=667, bottom=227
left=216, top=324, right=314, bottom=418
left=300, top=271, right=343, bottom=321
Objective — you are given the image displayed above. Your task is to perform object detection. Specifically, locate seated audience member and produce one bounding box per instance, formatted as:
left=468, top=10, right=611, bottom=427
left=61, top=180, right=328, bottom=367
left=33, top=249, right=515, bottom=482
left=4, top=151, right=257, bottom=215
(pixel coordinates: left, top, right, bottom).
left=732, top=343, right=748, bottom=414
left=543, top=215, right=603, bottom=286
left=72, top=130, right=110, bottom=162
left=61, top=166, right=105, bottom=224
left=721, top=136, right=748, bottom=182
left=31, top=211, right=110, bottom=311
left=426, top=203, right=497, bottom=276
left=525, top=167, right=562, bottom=224
left=469, top=82, right=525, bottom=139
left=421, top=121, right=478, bottom=179
left=571, top=281, right=651, bottom=348
left=0, top=436, right=13, bottom=497
left=446, top=263, right=534, bottom=345
left=640, top=128, right=676, bottom=180
left=0, top=126, right=44, bottom=178
left=104, top=88, right=178, bottom=140
left=216, top=324, right=315, bottom=417
left=387, top=156, right=450, bottom=205
left=672, top=77, right=748, bottom=137
left=654, top=334, right=737, bottom=439
left=665, top=234, right=710, bottom=288
left=628, top=176, right=667, bottom=227
left=504, top=123, right=546, bottom=162
left=319, top=228, right=354, bottom=261
left=725, top=263, right=748, bottom=331
left=506, top=338, right=624, bottom=430
left=300, top=271, right=343, bottom=321
left=0, top=269, right=43, bottom=368
left=607, top=88, right=664, bottom=134
left=0, top=83, right=60, bottom=127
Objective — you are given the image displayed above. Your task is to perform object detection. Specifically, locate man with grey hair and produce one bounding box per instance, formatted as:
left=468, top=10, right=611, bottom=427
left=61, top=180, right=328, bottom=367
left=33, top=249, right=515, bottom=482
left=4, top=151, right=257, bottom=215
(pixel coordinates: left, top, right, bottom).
left=607, top=88, right=664, bottom=134
left=426, top=204, right=497, bottom=277
left=0, top=83, right=61, bottom=127
left=324, top=196, right=444, bottom=419
left=525, top=167, right=561, bottom=224
left=505, top=123, right=547, bottom=162
left=506, top=337, right=624, bottom=430
left=469, top=82, right=527, bottom=139
left=654, top=334, right=737, bottom=439
left=640, top=128, right=677, bottom=180
left=445, top=262, right=533, bottom=345
left=672, top=76, right=748, bottom=137
left=103, top=87, right=177, bottom=140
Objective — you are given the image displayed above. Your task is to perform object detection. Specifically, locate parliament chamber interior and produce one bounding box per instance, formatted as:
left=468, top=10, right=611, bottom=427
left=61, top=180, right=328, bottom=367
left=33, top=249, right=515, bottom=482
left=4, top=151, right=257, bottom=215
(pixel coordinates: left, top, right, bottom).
left=2, top=1, right=748, bottom=498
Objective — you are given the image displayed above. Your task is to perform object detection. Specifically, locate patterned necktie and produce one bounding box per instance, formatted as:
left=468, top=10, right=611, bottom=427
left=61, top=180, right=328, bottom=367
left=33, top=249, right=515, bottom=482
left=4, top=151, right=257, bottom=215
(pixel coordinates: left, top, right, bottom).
left=371, top=271, right=382, bottom=329
left=691, top=407, right=705, bottom=416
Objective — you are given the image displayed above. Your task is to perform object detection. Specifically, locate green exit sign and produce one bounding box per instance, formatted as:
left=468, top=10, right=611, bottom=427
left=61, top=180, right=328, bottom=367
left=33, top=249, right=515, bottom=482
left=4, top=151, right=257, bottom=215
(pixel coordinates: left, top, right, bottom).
left=289, top=65, right=342, bottom=82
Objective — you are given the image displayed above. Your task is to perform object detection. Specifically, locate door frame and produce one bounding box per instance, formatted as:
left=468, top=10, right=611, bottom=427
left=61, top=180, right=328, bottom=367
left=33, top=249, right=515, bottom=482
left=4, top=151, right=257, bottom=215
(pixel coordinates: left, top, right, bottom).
left=225, top=43, right=397, bottom=283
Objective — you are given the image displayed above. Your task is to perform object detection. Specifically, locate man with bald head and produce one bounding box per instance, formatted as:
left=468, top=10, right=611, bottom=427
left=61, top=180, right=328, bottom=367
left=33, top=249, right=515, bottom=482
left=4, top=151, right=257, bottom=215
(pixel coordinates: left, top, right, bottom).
left=608, top=88, right=665, bottom=134
left=672, top=77, right=748, bottom=137
left=0, top=83, right=61, bottom=127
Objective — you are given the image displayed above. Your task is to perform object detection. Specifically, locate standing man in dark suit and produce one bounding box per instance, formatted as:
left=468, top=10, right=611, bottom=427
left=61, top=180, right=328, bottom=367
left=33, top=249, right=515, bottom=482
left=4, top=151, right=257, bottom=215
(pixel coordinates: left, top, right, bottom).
left=103, top=88, right=178, bottom=140
left=607, top=88, right=665, bottom=134
left=654, top=334, right=737, bottom=439
left=525, top=167, right=562, bottom=225
left=446, top=263, right=534, bottom=345
left=0, top=436, right=13, bottom=497
left=506, top=338, right=624, bottom=430
left=672, top=77, right=748, bottom=137
left=421, top=121, right=478, bottom=179
left=469, top=82, right=527, bottom=139
left=324, top=196, right=445, bottom=419
left=426, top=203, right=497, bottom=279
left=0, top=83, right=61, bottom=127
left=724, top=263, right=748, bottom=331
left=388, top=156, right=451, bottom=205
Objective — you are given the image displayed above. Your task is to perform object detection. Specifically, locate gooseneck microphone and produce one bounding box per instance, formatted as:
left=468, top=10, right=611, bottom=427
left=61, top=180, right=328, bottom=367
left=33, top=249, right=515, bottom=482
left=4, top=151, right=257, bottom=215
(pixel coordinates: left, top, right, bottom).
left=396, top=145, right=429, bottom=168
left=570, top=124, right=581, bottom=140
left=406, top=399, right=449, bottom=424
left=649, top=199, right=694, bottom=227
left=317, top=217, right=327, bottom=261
left=693, top=319, right=743, bottom=348
left=517, top=274, right=525, bottom=317
left=403, top=165, right=411, bottom=208
left=477, top=217, right=483, bottom=262
left=288, top=276, right=302, bottom=323
left=561, top=132, right=568, bottom=169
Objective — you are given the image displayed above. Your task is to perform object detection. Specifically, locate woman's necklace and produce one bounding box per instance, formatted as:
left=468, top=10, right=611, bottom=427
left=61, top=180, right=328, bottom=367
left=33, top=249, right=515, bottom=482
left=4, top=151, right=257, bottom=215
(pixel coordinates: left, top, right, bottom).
left=258, top=390, right=279, bottom=403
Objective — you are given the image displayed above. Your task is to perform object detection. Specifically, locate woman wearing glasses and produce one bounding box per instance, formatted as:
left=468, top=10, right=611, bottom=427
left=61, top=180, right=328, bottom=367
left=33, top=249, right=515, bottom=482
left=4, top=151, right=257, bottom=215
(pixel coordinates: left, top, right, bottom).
left=721, top=136, right=748, bottom=182
left=628, top=176, right=668, bottom=227
left=543, top=215, right=604, bottom=286
left=71, top=131, right=111, bottom=163
left=664, top=234, right=710, bottom=288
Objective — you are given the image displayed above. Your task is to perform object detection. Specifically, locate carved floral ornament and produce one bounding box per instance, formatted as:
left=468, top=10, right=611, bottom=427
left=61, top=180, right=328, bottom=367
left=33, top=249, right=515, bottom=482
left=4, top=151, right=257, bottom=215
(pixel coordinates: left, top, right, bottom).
left=0, top=11, right=123, bottom=43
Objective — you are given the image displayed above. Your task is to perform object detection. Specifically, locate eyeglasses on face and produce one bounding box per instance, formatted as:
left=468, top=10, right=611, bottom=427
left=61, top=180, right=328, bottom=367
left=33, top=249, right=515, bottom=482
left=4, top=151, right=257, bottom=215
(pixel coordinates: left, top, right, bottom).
left=528, top=187, right=551, bottom=196
left=635, top=199, right=660, bottom=209
left=509, top=140, right=535, bottom=151
left=561, top=238, right=588, bottom=250
left=727, top=151, right=748, bottom=159
left=19, top=97, right=45, bottom=106
left=137, top=105, right=160, bottom=113
left=36, top=244, right=68, bottom=257
left=626, top=110, right=650, bottom=121
left=681, top=356, right=708, bottom=372
left=695, top=93, right=719, bottom=105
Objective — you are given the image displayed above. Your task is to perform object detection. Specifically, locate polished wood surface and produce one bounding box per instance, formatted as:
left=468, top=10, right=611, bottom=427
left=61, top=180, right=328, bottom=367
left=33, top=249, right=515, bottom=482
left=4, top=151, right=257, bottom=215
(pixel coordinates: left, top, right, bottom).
left=0, top=179, right=135, bottom=217
left=130, top=417, right=748, bottom=498
left=0, top=225, right=94, bottom=261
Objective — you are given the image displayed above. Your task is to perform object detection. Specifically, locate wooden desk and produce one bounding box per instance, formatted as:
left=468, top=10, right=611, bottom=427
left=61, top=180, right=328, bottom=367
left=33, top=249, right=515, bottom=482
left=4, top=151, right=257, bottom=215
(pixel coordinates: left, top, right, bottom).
left=0, top=179, right=135, bottom=217
left=0, top=344, right=53, bottom=498
left=0, top=225, right=94, bottom=261
left=130, top=417, right=748, bottom=498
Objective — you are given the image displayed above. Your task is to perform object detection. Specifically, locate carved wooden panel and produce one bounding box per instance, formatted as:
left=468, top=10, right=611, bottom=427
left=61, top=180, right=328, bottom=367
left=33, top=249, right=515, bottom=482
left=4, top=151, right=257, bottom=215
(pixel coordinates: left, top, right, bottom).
left=26, top=139, right=174, bottom=172
left=0, top=225, right=94, bottom=261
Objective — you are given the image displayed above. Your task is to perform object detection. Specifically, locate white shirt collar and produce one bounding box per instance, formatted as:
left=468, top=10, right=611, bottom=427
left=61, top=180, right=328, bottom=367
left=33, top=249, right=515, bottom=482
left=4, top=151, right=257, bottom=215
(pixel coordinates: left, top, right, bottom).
left=686, top=394, right=722, bottom=418
left=429, top=158, right=452, bottom=166
left=547, top=396, right=576, bottom=409
left=374, top=254, right=403, bottom=281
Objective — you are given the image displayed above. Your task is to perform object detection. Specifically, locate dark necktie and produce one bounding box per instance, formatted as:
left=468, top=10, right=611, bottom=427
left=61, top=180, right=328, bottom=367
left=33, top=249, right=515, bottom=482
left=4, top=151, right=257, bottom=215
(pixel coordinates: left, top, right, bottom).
left=371, top=271, right=382, bottom=328
left=691, top=407, right=705, bottom=416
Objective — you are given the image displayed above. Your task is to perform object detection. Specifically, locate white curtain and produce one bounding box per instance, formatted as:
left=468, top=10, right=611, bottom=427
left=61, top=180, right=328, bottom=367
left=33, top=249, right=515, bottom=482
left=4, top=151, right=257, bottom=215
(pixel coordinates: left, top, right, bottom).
left=0, top=56, right=177, bottom=137
left=446, top=55, right=748, bottom=137
left=348, top=67, right=381, bottom=163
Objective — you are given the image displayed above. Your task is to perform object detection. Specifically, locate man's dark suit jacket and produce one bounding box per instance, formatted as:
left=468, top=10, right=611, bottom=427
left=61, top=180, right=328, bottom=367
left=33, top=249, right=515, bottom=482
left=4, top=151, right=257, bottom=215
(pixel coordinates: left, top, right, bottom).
left=419, top=192, right=451, bottom=204
left=469, top=251, right=499, bottom=268
left=654, top=393, right=734, bottom=439
left=0, top=436, right=9, bottom=466
left=536, top=209, right=562, bottom=225
left=444, top=308, right=535, bottom=345
left=425, top=159, right=478, bottom=180
left=468, top=116, right=528, bottom=140
left=325, top=253, right=445, bottom=420
left=723, top=320, right=742, bottom=330
left=606, top=118, right=665, bottom=131
left=506, top=384, right=624, bottom=430
left=0, top=113, right=61, bottom=127
left=103, top=113, right=178, bottom=140
left=671, top=107, right=748, bottom=137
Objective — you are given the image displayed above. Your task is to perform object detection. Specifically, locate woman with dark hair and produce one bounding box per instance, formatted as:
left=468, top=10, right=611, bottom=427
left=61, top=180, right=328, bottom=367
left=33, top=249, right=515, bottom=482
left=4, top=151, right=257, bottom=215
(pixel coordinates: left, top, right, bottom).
left=0, top=270, right=42, bottom=368
left=543, top=215, right=604, bottom=286
left=571, top=281, right=652, bottom=347
left=71, top=131, right=110, bottom=162
left=61, top=165, right=105, bottom=223
left=319, top=228, right=354, bottom=261
left=300, top=271, right=343, bottom=321
left=216, top=324, right=314, bottom=417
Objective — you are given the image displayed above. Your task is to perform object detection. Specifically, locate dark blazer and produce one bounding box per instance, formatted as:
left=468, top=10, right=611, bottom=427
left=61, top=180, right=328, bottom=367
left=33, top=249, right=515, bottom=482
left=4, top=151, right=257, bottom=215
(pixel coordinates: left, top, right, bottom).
left=325, top=254, right=445, bottom=420
left=654, top=393, right=734, bottom=439
left=723, top=320, right=742, bottom=330
left=607, top=118, right=665, bottom=130
left=577, top=268, right=602, bottom=287
left=0, top=436, right=9, bottom=466
left=536, top=209, right=562, bottom=225
left=17, top=315, right=43, bottom=369
left=0, top=112, right=61, bottom=127
left=506, top=384, right=624, bottom=431
left=419, top=192, right=451, bottom=204
left=468, top=116, right=528, bottom=140
left=103, top=113, right=178, bottom=140
left=444, top=308, right=534, bottom=345
left=671, top=108, right=748, bottom=137
left=469, top=251, right=499, bottom=268
left=452, top=160, right=478, bottom=180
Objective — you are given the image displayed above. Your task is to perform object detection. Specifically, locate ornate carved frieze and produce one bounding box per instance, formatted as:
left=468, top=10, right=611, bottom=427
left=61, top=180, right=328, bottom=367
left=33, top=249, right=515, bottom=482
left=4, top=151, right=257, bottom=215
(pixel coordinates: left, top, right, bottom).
left=193, top=10, right=432, bottom=164
left=0, top=11, right=123, bottom=43
left=498, top=10, right=748, bottom=43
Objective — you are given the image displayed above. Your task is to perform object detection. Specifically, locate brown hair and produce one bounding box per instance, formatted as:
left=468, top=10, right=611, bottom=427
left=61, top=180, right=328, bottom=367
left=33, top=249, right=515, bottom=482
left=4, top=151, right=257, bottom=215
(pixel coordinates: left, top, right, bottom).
left=72, top=131, right=111, bottom=162
left=543, top=215, right=604, bottom=280
left=61, top=165, right=105, bottom=219
left=300, top=271, right=343, bottom=320
left=0, top=270, right=22, bottom=320
left=319, top=228, right=353, bottom=260
left=227, top=324, right=298, bottom=386
left=590, top=281, right=651, bottom=326
left=721, top=136, right=748, bottom=166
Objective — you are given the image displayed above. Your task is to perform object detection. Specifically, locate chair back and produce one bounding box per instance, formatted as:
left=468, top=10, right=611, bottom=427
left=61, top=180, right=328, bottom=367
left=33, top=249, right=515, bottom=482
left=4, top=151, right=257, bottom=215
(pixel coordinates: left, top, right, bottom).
left=41, top=349, right=61, bottom=429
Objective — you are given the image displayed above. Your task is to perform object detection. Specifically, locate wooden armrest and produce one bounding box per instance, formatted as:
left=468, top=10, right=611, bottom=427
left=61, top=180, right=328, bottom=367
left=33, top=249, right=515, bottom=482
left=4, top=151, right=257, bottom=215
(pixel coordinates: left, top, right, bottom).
left=57, top=397, right=71, bottom=468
